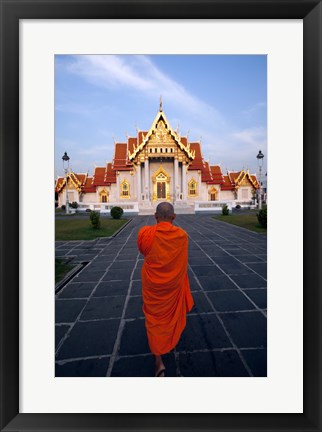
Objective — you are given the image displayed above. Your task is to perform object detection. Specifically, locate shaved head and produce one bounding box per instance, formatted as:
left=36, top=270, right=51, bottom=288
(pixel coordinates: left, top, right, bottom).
left=155, top=202, right=176, bottom=223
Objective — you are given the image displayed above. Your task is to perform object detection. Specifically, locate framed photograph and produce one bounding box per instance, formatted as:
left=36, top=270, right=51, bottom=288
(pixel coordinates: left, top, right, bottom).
left=1, top=0, right=321, bottom=431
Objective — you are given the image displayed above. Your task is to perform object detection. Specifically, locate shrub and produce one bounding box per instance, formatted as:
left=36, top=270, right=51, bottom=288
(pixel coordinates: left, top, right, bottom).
left=61, top=205, right=66, bottom=211
left=222, top=204, right=229, bottom=216
left=89, top=210, right=101, bottom=229
left=70, top=201, right=79, bottom=209
left=257, top=205, right=267, bottom=228
left=110, top=206, right=124, bottom=219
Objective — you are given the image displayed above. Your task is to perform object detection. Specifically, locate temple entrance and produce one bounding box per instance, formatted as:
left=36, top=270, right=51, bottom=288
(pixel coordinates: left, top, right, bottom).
left=157, top=181, right=166, bottom=199
left=209, top=186, right=217, bottom=201
left=152, top=165, right=171, bottom=201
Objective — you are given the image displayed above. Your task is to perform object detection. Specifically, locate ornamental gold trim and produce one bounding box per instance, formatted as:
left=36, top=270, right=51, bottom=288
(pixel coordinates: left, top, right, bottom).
left=128, top=110, right=195, bottom=161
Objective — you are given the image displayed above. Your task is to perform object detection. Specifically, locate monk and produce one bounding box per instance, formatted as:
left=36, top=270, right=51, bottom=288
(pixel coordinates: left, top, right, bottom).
left=137, top=202, right=194, bottom=377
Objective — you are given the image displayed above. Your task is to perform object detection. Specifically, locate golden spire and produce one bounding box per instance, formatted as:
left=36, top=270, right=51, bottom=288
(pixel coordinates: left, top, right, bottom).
left=159, top=95, right=163, bottom=112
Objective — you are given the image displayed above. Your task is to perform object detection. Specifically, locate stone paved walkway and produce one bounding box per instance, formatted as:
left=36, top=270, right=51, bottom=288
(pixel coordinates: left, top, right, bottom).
left=55, top=215, right=267, bottom=377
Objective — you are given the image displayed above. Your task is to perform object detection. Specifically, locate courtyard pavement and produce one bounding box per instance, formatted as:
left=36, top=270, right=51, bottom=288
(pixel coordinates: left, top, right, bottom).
left=55, top=215, right=267, bottom=377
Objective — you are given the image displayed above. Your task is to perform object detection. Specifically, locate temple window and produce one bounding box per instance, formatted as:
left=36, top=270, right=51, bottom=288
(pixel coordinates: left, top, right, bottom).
left=155, top=148, right=157, bottom=153
left=99, top=189, right=109, bottom=203
left=160, top=148, right=163, bottom=153
left=149, top=148, right=152, bottom=153
left=209, top=187, right=217, bottom=201
left=165, top=148, right=168, bottom=153
left=121, top=180, right=130, bottom=198
left=188, top=179, right=198, bottom=197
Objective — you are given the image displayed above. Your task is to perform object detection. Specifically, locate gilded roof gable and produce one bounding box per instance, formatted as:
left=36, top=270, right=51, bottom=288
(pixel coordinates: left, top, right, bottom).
left=128, top=110, right=195, bottom=161
left=233, top=170, right=259, bottom=190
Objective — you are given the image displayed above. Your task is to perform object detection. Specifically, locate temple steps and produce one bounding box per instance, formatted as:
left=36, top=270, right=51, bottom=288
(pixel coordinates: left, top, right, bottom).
left=138, top=206, right=195, bottom=215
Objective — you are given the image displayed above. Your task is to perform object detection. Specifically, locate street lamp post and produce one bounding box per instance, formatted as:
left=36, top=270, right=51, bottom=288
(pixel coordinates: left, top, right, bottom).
left=62, top=152, right=70, bottom=214
left=256, top=150, right=264, bottom=210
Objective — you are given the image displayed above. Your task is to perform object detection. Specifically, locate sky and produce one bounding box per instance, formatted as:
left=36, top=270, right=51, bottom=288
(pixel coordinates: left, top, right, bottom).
left=55, top=55, right=267, bottom=178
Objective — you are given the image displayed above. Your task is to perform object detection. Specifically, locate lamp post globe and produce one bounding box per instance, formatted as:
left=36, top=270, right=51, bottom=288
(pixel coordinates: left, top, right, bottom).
left=62, top=152, right=70, bottom=214
left=256, top=150, right=264, bottom=210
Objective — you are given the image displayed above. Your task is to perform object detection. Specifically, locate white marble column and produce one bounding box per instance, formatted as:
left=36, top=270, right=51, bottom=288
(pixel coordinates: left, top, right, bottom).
left=116, top=172, right=120, bottom=201
left=182, top=162, right=187, bottom=201
left=174, top=157, right=178, bottom=201
left=144, top=158, right=149, bottom=200
left=137, top=163, right=141, bottom=201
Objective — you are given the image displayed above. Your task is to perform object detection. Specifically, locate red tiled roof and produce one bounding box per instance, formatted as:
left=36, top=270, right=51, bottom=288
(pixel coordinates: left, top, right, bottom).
left=229, top=171, right=241, bottom=183
left=105, top=163, right=116, bottom=183
left=201, top=161, right=213, bottom=182
left=114, top=143, right=127, bottom=161
left=128, top=137, right=137, bottom=155
left=55, top=177, right=65, bottom=193
left=113, top=143, right=133, bottom=170
left=74, top=173, right=86, bottom=184
left=92, top=167, right=106, bottom=186
left=209, top=165, right=224, bottom=184
left=82, top=177, right=96, bottom=193
left=221, top=175, right=235, bottom=191
left=180, top=137, right=188, bottom=146
left=188, top=142, right=204, bottom=170
left=138, top=131, right=147, bottom=144
left=92, top=164, right=117, bottom=186
left=250, top=174, right=260, bottom=188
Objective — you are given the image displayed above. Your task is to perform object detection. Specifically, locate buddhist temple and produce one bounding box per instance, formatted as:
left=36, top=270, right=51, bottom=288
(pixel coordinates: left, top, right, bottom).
left=55, top=103, right=260, bottom=214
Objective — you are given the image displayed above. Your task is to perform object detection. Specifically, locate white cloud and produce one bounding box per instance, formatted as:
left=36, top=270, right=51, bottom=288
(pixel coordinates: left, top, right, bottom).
left=242, top=102, right=266, bottom=120
left=232, top=127, right=267, bottom=147
left=66, top=55, right=226, bottom=129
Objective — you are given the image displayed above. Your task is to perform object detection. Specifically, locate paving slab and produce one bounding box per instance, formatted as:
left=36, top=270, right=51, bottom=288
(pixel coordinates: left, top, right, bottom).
left=55, top=324, right=71, bottom=346
left=176, top=314, right=232, bottom=351
left=80, top=296, right=126, bottom=320
left=242, top=289, right=267, bottom=309
left=56, top=319, right=120, bottom=360
left=55, top=299, right=87, bottom=323
left=55, top=214, right=267, bottom=377
left=230, top=274, right=267, bottom=288
left=207, top=290, right=256, bottom=312
left=124, top=296, right=144, bottom=319
left=130, top=280, right=143, bottom=296
left=187, top=292, right=214, bottom=314
left=196, top=275, right=237, bottom=291
left=179, top=350, right=249, bottom=377
left=57, top=282, right=97, bottom=299
left=93, top=280, right=130, bottom=297
left=219, top=311, right=267, bottom=348
left=56, top=357, right=110, bottom=377
left=240, top=348, right=267, bottom=377
left=118, top=319, right=150, bottom=356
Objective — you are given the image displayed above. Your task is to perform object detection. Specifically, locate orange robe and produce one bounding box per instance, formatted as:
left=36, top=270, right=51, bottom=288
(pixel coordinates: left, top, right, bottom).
left=137, top=222, right=194, bottom=355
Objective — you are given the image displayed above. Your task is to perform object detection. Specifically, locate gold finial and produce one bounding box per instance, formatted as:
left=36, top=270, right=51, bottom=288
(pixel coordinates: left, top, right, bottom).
left=160, top=95, right=163, bottom=112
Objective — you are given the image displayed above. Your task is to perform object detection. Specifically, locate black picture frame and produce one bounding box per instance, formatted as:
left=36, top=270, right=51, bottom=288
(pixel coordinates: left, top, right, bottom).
left=1, top=0, right=321, bottom=431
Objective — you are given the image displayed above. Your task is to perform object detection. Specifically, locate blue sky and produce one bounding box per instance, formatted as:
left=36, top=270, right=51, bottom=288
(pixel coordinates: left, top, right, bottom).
left=55, top=55, right=267, bottom=178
